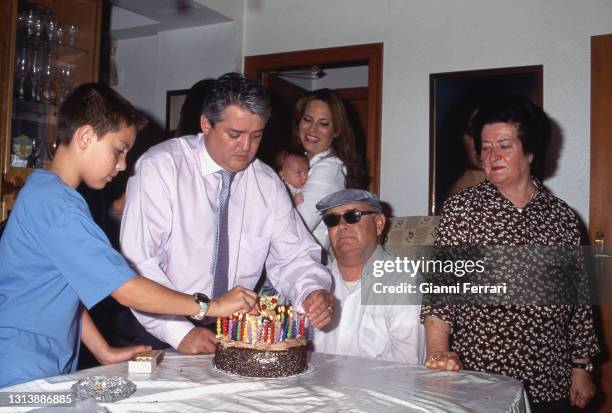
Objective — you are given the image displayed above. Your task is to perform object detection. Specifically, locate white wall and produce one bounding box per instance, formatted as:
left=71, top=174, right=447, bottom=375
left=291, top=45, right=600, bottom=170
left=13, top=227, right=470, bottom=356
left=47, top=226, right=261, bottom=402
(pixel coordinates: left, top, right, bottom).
left=244, top=0, right=612, bottom=223
left=279, top=66, right=368, bottom=90
left=114, top=21, right=240, bottom=127
left=314, top=66, right=368, bottom=90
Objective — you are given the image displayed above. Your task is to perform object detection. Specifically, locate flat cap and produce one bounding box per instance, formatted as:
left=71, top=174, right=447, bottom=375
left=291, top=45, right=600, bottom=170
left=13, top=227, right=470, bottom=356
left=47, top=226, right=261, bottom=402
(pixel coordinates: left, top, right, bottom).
left=316, top=189, right=383, bottom=213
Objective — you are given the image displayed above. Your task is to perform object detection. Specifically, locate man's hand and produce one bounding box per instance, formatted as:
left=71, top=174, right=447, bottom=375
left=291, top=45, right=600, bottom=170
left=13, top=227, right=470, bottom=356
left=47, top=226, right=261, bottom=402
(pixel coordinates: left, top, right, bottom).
left=294, top=192, right=304, bottom=205
left=303, top=289, right=334, bottom=328
left=96, top=344, right=152, bottom=365
left=207, top=286, right=257, bottom=317
left=570, top=368, right=595, bottom=408
left=424, top=351, right=463, bottom=371
left=177, top=327, right=217, bottom=355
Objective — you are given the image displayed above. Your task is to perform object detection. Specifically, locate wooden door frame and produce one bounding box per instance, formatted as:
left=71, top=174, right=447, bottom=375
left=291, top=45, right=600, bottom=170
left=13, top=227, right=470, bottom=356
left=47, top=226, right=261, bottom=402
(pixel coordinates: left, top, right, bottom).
left=589, top=34, right=612, bottom=245
left=244, top=42, right=383, bottom=194
left=590, top=33, right=612, bottom=412
left=0, top=0, right=17, bottom=219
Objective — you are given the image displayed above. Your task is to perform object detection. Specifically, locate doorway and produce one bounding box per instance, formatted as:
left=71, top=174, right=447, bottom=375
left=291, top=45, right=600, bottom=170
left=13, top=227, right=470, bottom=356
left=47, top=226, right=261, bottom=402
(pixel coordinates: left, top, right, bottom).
left=244, top=43, right=383, bottom=193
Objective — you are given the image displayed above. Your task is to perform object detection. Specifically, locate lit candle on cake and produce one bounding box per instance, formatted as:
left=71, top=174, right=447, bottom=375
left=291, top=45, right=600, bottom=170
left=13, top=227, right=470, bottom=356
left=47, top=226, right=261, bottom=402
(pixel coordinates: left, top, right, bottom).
left=280, top=306, right=285, bottom=325
left=287, top=311, right=293, bottom=339
left=249, top=316, right=254, bottom=344
left=263, top=319, right=269, bottom=342
left=257, top=318, right=262, bottom=343
left=216, top=317, right=221, bottom=337
left=281, top=314, right=288, bottom=340
left=299, top=315, right=305, bottom=337
left=236, top=313, right=242, bottom=341
left=247, top=316, right=253, bottom=344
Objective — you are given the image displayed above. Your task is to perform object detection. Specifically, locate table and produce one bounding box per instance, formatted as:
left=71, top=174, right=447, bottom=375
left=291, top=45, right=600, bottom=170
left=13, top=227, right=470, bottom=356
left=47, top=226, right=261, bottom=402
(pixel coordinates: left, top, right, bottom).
left=1, top=352, right=528, bottom=412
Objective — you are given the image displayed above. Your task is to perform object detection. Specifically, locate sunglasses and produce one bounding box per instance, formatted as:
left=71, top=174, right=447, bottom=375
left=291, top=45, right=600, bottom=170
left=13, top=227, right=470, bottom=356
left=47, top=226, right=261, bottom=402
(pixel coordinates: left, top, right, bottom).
left=322, top=209, right=377, bottom=227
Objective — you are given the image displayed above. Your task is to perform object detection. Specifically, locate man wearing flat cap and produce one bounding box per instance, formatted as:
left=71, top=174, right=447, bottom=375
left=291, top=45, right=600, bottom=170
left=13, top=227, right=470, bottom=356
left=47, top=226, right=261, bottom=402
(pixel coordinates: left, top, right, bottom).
left=311, top=189, right=425, bottom=364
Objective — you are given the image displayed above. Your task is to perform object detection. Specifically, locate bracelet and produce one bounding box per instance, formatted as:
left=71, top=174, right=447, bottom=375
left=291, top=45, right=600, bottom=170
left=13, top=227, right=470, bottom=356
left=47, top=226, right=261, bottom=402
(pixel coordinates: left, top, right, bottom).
left=571, top=361, right=593, bottom=372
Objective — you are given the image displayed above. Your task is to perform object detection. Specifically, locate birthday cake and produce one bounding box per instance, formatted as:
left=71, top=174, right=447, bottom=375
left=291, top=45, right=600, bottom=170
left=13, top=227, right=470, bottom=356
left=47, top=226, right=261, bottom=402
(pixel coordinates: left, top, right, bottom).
left=213, top=296, right=309, bottom=378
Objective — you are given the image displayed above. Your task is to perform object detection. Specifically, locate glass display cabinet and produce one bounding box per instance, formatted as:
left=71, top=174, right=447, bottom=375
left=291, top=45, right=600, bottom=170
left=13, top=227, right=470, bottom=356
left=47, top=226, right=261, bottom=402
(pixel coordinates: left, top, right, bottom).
left=0, top=0, right=102, bottom=220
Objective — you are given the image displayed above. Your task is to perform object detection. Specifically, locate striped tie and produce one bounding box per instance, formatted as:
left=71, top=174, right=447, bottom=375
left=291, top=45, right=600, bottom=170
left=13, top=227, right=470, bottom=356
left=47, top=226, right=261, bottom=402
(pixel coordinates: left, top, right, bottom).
left=212, top=170, right=235, bottom=298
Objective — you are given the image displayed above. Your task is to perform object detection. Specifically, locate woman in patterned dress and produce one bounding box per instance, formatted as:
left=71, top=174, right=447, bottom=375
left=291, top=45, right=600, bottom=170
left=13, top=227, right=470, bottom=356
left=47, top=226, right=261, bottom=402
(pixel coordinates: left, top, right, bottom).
left=421, top=96, right=599, bottom=413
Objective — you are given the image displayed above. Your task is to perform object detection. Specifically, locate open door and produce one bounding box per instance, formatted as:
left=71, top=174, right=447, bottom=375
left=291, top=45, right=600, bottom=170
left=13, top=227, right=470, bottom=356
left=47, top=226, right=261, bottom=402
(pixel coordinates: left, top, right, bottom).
left=257, top=75, right=306, bottom=167
left=244, top=43, right=383, bottom=193
left=590, top=33, right=612, bottom=412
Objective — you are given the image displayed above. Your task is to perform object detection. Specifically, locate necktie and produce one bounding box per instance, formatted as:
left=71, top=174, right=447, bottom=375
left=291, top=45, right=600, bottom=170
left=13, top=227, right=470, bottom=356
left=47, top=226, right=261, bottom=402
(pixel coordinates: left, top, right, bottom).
left=212, top=170, right=235, bottom=298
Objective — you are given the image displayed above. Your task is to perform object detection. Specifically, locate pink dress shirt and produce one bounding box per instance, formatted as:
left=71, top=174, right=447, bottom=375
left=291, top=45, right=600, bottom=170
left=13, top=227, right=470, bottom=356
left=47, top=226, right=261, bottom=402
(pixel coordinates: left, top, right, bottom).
left=120, top=134, right=331, bottom=348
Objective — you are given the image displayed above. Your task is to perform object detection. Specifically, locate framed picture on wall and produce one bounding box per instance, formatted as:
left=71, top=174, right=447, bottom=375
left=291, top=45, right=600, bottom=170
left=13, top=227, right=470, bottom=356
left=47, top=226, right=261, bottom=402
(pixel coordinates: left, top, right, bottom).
left=165, top=89, right=189, bottom=135
left=429, top=65, right=543, bottom=215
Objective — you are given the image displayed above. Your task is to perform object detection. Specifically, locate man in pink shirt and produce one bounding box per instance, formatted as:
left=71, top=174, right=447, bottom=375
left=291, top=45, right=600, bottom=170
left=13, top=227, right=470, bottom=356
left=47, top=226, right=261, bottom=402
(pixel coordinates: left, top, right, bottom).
left=120, top=73, right=334, bottom=354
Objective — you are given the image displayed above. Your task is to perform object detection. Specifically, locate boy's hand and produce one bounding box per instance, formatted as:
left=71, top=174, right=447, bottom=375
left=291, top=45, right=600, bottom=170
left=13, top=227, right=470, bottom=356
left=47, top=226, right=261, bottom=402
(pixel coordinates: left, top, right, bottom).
left=207, top=285, right=257, bottom=317
left=96, top=344, right=152, bottom=365
left=177, top=327, right=216, bottom=354
left=294, top=192, right=304, bottom=205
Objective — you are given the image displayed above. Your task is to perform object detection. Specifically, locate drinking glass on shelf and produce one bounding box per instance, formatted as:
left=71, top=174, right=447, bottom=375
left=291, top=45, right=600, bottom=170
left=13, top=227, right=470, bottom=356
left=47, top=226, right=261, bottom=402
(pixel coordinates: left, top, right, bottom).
left=15, top=48, right=30, bottom=100
left=16, top=11, right=25, bottom=32
left=25, top=9, right=36, bottom=38
left=47, top=18, right=58, bottom=43
left=56, top=24, right=65, bottom=44
left=59, top=64, right=76, bottom=101
left=30, top=50, right=43, bottom=102
left=67, top=24, right=78, bottom=47
left=41, top=56, right=56, bottom=104
left=34, top=15, right=43, bottom=39
left=28, top=137, right=42, bottom=168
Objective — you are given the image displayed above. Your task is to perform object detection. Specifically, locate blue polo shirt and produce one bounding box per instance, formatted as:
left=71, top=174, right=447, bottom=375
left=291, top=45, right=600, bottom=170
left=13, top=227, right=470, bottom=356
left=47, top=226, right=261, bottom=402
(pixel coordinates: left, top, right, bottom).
left=0, top=170, right=135, bottom=388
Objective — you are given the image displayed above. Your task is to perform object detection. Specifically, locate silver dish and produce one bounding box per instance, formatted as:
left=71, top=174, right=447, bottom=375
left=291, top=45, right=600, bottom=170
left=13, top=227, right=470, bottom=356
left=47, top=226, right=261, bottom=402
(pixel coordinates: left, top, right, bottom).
left=71, top=376, right=136, bottom=403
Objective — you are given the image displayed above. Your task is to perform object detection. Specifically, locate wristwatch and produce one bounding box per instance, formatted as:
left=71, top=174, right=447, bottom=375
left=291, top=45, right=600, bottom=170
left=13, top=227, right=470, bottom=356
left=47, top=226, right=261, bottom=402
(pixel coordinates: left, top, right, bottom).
left=191, top=292, right=210, bottom=320
left=571, top=361, right=594, bottom=372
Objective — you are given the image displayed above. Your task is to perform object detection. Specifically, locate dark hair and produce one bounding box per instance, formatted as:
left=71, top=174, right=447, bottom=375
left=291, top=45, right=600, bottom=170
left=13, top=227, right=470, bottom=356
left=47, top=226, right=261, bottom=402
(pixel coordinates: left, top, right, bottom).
left=471, top=95, right=551, bottom=179
left=176, top=78, right=215, bottom=136
left=274, top=148, right=309, bottom=173
left=201, top=72, right=270, bottom=126
left=57, top=83, right=146, bottom=145
left=292, top=88, right=368, bottom=188
left=445, top=99, right=480, bottom=170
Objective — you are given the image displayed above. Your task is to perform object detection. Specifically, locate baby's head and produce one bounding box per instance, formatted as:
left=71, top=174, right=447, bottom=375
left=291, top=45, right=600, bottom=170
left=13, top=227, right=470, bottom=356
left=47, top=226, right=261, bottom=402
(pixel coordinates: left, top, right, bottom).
left=275, top=149, right=309, bottom=189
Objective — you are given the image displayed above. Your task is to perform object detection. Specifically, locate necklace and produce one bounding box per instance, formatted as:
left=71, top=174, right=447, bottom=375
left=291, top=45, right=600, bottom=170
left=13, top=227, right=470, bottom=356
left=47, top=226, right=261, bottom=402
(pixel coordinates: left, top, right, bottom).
left=517, top=185, right=537, bottom=213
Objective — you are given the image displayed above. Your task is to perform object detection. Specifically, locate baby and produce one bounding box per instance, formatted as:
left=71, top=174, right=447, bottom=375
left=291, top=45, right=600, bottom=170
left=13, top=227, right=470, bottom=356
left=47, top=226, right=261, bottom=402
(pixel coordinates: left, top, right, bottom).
left=275, top=149, right=309, bottom=205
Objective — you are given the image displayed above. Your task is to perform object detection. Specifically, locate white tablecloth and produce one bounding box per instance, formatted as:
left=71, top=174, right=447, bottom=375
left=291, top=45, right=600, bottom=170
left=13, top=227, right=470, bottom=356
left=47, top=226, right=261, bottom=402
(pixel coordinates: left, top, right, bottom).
left=0, top=352, right=528, bottom=412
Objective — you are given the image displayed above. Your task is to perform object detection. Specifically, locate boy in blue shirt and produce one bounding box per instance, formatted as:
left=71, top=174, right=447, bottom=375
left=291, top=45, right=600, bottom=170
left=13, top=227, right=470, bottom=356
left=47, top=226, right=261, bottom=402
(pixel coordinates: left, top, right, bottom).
left=0, top=83, right=257, bottom=388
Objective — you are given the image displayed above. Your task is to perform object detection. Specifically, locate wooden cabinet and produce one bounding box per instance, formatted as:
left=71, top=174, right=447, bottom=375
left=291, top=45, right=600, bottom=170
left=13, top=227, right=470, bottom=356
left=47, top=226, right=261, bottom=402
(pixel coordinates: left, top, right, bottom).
left=0, top=0, right=102, bottom=220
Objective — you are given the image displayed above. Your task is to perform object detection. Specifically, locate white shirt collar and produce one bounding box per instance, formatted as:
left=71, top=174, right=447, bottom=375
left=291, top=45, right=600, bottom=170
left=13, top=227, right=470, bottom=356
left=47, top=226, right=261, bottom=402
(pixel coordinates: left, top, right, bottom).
left=309, top=148, right=332, bottom=165
left=329, top=257, right=362, bottom=293
left=198, top=133, right=224, bottom=176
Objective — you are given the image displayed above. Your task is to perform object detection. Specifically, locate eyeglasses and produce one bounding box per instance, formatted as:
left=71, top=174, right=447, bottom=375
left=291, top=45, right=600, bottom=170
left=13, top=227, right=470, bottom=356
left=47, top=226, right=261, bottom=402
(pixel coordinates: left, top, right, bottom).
left=322, top=209, right=377, bottom=227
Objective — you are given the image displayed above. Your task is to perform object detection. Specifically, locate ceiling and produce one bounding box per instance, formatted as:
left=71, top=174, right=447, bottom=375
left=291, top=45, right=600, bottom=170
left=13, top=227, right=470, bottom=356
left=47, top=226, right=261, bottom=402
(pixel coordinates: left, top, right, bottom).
left=110, top=0, right=232, bottom=40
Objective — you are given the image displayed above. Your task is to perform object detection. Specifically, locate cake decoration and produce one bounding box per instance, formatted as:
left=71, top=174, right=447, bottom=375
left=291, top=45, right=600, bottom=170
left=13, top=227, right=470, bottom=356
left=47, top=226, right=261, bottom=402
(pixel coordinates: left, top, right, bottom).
left=215, top=296, right=309, bottom=344
left=212, top=296, right=310, bottom=377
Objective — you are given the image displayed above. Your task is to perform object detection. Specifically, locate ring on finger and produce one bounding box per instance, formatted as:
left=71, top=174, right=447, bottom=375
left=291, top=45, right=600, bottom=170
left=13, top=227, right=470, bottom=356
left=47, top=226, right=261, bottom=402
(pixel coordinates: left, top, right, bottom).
left=429, top=354, right=441, bottom=362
